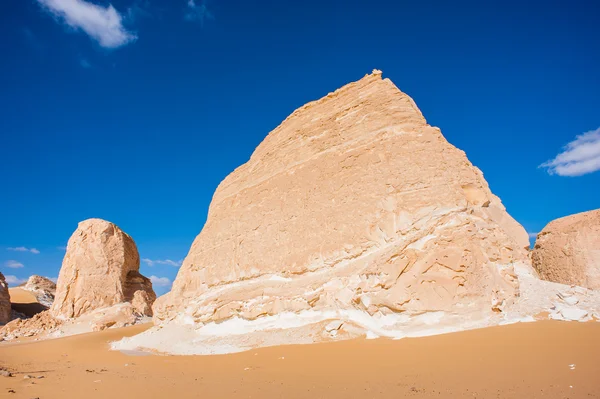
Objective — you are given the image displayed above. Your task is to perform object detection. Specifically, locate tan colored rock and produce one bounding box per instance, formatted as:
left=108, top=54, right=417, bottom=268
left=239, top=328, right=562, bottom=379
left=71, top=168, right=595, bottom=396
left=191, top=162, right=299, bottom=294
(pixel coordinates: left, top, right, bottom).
left=20, top=275, right=56, bottom=308
left=532, top=209, right=600, bottom=290
left=22, top=275, right=56, bottom=293
left=90, top=303, right=140, bottom=332
left=50, top=218, right=156, bottom=319
left=0, top=311, right=62, bottom=340
left=0, top=273, right=10, bottom=325
left=152, top=71, right=529, bottom=336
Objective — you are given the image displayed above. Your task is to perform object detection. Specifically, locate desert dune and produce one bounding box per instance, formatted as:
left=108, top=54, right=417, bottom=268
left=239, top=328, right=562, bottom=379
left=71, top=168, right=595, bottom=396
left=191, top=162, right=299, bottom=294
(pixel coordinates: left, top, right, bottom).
left=1, top=320, right=599, bottom=398
left=9, top=288, right=47, bottom=318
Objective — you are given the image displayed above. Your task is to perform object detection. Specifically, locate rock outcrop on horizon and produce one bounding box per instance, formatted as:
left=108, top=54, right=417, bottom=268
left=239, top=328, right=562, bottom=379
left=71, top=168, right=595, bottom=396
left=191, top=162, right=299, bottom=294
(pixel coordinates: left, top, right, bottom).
left=532, top=209, right=600, bottom=290
left=149, top=70, right=530, bottom=346
left=50, top=218, right=156, bottom=319
left=0, top=273, right=10, bottom=325
left=20, top=275, right=56, bottom=308
left=1, top=219, right=157, bottom=341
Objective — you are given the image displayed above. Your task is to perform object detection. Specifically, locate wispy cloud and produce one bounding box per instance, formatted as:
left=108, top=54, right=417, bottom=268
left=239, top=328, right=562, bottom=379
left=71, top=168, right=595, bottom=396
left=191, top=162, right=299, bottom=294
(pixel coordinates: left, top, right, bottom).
left=79, top=58, right=91, bottom=68
left=149, top=275, right=172, bottom=287
left=4, top=260, right=25, bottom=269
left=36, top=0, right=137, bottom=48
left=7, top=246, right=39, bottom=254
left=142, top=258, right=183, bottom=267
left=527, top=232, right=538, bottom=238
left=4, top=275, right=27, bottom=286
left=126, top=0, right=153, bottom=23
left=185, top=0, right=214, bottom=26
left=540, top=127, right=600, bottom=177
left=22, top=27, right=45, bottom=53
left=57, top=246, right=67, bottom=251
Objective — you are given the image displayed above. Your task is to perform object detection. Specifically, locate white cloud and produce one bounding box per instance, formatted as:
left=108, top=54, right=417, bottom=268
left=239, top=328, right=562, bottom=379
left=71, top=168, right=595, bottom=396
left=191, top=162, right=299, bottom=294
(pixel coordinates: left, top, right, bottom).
left=37, top=0, right=137, bottom=48
left=142, top=258, right=183, bottom=267
left=149, top=275, right=172, bottom=287
left=4, top=275, right=27, bottom=286
left=528, top=232, right=538, bottom=238
left=7, top=246, right=28, bottom=252
left=7, top=246, right=39, bottom=254
left=57, top=246, right=67, bottom=251
left=4, top=260, right=25, bottom=269
left=540, top=127, right=600, bottom=177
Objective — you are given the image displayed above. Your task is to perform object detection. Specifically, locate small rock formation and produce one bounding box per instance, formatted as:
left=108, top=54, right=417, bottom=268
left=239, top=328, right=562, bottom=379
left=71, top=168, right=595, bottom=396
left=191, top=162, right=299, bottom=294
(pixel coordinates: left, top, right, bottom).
left=20, top=275, right=56, bottom=308
left=1, top=311, right=62, bottom=340
left=0, top=273, right=10, bottom=325
left=51, top=218, right=156, bottom=319
left=141, top=70, right=530, bottom=352
left=532, top=209, right=600, bottom=290
left=1, top=219, right=156, bottom=341
left=89, top=303, right=141, bottom=332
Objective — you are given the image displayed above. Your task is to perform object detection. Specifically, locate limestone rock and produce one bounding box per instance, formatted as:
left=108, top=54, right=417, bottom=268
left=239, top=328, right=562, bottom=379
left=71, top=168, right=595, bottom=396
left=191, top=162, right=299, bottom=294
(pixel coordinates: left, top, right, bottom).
left=0, top=311, right=62, bottom=340
left=152, top=71, right=530, bottom=340
left=50, top=218, right=156, bottom=319
left=20, top=275, right=56, bottom=308
left=90, top=303, right=141, bottom=332
left=532, top=209, right=600, bottom=290
left=0, top=273, right=10, bottom=325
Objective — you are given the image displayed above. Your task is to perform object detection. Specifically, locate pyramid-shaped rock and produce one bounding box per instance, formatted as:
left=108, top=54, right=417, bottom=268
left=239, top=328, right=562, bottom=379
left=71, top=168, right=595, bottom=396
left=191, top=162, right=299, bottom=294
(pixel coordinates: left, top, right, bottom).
left=153, top=70, right=529, bottom=337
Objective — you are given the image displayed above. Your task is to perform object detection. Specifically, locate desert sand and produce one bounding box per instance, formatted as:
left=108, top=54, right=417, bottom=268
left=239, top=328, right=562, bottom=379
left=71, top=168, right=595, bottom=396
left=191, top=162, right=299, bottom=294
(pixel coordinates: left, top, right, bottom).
left=8, top=288, right=47, bottom=318
left=1, top=320, right=599, bottom=398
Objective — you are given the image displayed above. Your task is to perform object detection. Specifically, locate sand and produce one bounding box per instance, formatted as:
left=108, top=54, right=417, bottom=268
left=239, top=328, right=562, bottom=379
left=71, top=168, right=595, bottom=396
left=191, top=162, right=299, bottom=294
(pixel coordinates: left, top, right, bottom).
left=1, top=320, right=599, bottom=398
left=8, top=288, right=48, bottom=318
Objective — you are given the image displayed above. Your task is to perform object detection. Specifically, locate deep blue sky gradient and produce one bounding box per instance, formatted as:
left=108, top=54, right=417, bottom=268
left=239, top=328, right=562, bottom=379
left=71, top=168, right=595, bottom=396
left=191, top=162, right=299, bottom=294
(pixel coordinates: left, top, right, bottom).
left=1, top=0, right=599, bottom=294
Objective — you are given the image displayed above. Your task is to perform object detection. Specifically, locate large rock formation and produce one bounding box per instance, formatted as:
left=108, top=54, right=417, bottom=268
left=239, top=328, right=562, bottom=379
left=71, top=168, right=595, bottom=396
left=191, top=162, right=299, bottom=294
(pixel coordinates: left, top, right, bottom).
left=0, top=273, right=10, bottom=325
left=151, top=70, right=530, bottom=340
left=532, top=209, right=600, bottom=290
left=50, top=218, right=156, bottom=319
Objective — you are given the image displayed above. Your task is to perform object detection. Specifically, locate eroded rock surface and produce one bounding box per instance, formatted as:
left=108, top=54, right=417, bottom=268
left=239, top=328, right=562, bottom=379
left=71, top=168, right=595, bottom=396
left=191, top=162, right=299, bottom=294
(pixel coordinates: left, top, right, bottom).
left=152, top=70, right=530, bottom=339
left=50, top=218, right=156, bottom=319
left=532, top=209, right=600, bottom=290
left=1, top=311, right=62, bottom=340
left=21, top=275, right=56, bottom=308
left=0, top=273, right=10, bottom=325
left=1, top=219, right=156, bottom=341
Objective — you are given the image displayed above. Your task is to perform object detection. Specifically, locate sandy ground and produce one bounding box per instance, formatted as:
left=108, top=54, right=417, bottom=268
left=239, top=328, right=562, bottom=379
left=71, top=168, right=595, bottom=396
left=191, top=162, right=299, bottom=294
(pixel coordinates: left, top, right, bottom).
left=8, top=288, right=48, bottom=317
left=0, top=321, right=598, bottom=398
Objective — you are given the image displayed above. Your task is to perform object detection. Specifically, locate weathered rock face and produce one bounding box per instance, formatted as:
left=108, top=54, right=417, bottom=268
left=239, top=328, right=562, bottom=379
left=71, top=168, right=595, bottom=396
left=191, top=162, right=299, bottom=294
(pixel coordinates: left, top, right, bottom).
left=0, top=273, right=10, bottom=325
left=154, top=70, right=530, bottom=331
left=21, top=275, right=56, bottom=308
left=23, top=275, right=56, bottom=293
left=532, top=209, right=600, bottom=290
left=50, top=219, right=156, bottom=319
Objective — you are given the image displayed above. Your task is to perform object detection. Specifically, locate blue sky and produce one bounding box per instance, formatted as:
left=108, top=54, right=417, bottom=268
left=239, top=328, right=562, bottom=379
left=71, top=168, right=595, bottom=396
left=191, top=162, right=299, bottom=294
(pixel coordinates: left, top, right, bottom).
left=1, top=0, right=599, bottom=295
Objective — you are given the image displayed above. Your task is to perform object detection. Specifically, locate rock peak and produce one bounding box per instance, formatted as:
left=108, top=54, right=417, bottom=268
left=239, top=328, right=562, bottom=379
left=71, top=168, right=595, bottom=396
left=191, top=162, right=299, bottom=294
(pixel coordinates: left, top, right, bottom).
left=51, top=218, right=156, bottom=319
left=135, top=72, right=531, bottom=354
